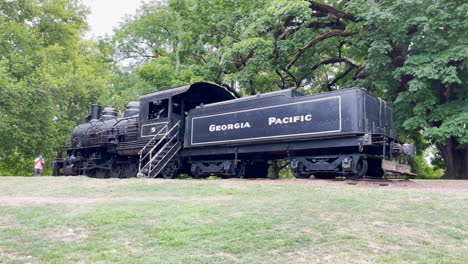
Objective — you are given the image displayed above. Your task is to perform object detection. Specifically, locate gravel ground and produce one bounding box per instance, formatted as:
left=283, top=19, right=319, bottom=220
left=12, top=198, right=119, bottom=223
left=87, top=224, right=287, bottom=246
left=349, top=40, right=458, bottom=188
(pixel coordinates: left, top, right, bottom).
left=230, top=178, right=468, bottom=195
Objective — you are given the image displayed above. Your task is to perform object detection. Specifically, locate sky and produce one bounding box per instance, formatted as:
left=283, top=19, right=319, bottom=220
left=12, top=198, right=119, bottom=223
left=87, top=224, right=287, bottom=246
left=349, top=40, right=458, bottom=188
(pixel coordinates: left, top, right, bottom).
left=83, top=0, right=145, bottom=38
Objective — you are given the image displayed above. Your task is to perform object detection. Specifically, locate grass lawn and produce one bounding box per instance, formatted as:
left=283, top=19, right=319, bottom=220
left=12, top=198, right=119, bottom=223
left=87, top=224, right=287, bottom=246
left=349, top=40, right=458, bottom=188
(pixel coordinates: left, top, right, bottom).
left=0, top=177, right=467, bottom=264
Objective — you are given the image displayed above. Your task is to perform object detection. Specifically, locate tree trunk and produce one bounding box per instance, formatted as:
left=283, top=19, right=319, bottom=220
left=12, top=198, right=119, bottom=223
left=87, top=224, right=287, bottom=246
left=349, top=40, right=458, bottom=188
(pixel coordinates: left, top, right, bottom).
left=271, top=160, right=281, bottom=179
left=437, top=138, right=468, bottom=179
left=271, top=160, right=289, bottom=179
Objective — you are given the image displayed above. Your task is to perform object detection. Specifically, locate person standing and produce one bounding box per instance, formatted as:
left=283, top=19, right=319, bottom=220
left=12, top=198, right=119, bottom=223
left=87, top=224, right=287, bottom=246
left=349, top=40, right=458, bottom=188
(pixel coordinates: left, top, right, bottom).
left=34, top=155, right=44, bottom=176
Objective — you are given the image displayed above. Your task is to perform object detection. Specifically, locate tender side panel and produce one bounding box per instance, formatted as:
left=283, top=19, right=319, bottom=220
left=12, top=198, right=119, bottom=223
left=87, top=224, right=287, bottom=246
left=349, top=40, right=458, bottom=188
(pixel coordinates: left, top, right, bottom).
left=363, top=93, right=393, bottom=137
left=189, top=96, right=341, bottom=146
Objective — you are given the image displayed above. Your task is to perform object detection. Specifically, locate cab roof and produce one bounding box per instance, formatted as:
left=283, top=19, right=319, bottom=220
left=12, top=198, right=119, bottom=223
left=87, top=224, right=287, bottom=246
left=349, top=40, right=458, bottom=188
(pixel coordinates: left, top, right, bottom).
left=139, top=82, right=236, bottom=109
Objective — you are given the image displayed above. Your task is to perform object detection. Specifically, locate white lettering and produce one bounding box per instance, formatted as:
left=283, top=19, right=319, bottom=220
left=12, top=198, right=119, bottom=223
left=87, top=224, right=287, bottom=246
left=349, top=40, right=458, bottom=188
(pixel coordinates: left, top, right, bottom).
left=268, top=114, right=313, bottom=126
left=268, top=117, right=275, bottom=125
left=209, top=122, right=251, bottom=132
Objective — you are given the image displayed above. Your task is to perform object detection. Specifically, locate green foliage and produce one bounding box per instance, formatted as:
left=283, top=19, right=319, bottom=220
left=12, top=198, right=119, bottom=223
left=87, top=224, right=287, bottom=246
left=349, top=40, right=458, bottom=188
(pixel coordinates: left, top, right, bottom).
left=358, top=0, right=467, bottom=177
left=409, top=156, right=444, bottom=179
left=2, top=0, right=465, bottom=177
left=0, top=0, right=110, bottom=175
left=380, top=0, right=468, bottom=144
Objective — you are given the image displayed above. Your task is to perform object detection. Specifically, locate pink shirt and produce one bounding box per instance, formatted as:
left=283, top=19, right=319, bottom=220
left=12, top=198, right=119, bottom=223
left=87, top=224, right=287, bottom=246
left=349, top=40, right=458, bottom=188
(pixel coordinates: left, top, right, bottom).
left=34, top=158, right=44, bottom=169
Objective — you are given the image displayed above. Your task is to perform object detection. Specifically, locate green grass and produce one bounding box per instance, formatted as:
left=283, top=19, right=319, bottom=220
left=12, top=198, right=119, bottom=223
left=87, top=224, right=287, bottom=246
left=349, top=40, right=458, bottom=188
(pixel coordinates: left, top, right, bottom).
left=0, top=177, right=467, bottom=264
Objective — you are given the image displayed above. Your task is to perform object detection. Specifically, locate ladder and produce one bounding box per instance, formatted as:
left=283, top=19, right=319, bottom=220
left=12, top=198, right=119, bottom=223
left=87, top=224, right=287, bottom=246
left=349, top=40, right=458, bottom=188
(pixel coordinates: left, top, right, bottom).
left=137, top=121, right=182, bottom=178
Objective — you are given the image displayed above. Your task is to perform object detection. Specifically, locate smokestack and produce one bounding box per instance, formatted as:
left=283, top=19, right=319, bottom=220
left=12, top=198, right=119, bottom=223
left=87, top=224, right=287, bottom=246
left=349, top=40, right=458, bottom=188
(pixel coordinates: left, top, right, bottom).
left=90, top=104, right=101, bottom=120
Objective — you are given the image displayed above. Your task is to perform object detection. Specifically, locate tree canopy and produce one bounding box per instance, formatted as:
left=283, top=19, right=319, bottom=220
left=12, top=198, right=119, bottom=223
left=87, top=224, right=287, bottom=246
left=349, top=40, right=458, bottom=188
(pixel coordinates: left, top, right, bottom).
left=0, top=0, right=109, bottom=175
left=111, top=0, right=467, bottom=178
left=0, top=0, right=466, bottom=178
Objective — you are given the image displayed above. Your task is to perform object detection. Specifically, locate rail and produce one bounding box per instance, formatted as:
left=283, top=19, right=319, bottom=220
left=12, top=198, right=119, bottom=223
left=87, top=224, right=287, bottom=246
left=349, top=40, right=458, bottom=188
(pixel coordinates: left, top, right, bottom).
left=138, top=120, right=181, bottom=176
left=138, top=125, right=168, bottom=156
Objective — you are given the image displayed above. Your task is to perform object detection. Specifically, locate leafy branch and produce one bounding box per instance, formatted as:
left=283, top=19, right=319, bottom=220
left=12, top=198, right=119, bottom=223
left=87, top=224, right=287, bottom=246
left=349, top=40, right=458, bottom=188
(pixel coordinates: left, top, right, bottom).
left=286, top=31, right=358, bottom=70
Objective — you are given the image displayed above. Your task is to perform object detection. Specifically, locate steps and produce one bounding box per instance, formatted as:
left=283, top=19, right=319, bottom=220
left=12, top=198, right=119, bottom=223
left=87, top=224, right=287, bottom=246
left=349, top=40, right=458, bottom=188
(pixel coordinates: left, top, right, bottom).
left=137, top=121, right=181, bottom=178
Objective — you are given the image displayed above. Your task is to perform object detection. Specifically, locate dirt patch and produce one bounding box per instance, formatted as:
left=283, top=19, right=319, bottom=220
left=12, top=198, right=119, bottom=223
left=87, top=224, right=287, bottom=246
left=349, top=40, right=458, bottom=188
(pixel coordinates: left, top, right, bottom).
left=218, top=182, right=248, bottom=190
left=229, top=178, right=468, bottom=195
left=204, top=252, right=239, bottom=262
left=47, top=227, right=89, bottom=242
left=0, top=214, right=18, bottom=229
left=0, top=195, right=233, bottom=207
left=0, top=252, right=34, bottom=263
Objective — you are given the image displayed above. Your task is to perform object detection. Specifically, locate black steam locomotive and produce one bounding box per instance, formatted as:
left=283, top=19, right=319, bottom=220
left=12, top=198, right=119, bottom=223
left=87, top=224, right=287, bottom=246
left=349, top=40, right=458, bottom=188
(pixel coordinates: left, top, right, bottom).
left=52, top=82, right=415, bottom=179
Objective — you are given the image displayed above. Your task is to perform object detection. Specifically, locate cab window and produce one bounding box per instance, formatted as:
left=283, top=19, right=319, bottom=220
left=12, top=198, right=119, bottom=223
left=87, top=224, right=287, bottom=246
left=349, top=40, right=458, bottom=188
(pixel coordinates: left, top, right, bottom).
left=148, top=99, right=168, bottom=119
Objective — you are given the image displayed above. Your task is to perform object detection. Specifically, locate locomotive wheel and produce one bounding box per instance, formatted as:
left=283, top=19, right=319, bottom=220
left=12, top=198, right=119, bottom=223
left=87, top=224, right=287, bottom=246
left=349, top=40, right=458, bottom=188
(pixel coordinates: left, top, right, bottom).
left=160, top=162, right=178, bottom=179
left=109, top=165, right=125, bottom=178
left=124, top=163, right=138, bottom=178
left=95, top=169, right=111, bottom=179
left=348, top=158, right=368, bottom=180
left=86, top=169, right=97, bottom=178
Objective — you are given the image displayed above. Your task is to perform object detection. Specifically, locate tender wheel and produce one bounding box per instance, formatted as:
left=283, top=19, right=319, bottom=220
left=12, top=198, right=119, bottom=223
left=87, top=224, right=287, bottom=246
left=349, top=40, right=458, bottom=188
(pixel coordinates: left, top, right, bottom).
left=292, top=169, right=309, bottom=179
left=348, top=158, right=368, bottom=180
left=291, top=162, right=310, bottom=178
left=160, top=162, right=178, bottom=179
left=191, top=165, right=203, bottom=179
left=234, top=162, right=245, bottom=178
left=313, top=173, right=335, bottom=179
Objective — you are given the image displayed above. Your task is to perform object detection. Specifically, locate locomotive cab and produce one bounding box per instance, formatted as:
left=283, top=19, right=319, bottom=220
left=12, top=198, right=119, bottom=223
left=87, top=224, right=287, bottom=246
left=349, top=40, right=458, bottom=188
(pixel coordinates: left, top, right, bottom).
left=135, top=82, right=236, bottom=178
left=138, top=82, right=236, bottom=139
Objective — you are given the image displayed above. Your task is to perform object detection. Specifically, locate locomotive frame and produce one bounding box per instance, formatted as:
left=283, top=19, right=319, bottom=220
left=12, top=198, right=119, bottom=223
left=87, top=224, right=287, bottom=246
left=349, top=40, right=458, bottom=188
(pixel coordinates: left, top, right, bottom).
left=52, top=82, right=415, bottom=179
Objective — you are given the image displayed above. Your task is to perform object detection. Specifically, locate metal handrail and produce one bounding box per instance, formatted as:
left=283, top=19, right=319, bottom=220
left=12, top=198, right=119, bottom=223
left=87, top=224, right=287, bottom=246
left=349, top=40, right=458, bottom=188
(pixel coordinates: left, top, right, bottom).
left=138, top=120, right=181, bottom=175
left=146, top=127, right=179, bottom=167
left=138, top=124, right=168, bottom=174
left=141, top=121, right=179, bottom=161
left=145, top=128, right=179, bottom=175
left=138, top=125, right=168, bottom=156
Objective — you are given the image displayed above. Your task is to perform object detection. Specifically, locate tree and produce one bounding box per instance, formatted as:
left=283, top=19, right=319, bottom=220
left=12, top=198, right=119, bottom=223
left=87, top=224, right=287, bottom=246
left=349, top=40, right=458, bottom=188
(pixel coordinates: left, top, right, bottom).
left=352, top=0, right=468, bottom=179
left=112, top=0, right=467, bottom=178
left=0, top=0, right=110, bottom=175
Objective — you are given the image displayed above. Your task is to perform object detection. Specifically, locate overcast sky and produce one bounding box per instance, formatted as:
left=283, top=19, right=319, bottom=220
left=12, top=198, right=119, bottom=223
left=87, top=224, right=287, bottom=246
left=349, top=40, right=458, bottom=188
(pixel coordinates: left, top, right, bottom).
left=83, top=0, right=145, bottom=38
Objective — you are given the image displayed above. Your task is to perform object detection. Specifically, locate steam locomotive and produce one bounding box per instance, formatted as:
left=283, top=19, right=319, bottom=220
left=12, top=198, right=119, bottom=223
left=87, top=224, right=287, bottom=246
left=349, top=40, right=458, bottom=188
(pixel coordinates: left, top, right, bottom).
left=52, top=82, right=415, bottom=179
